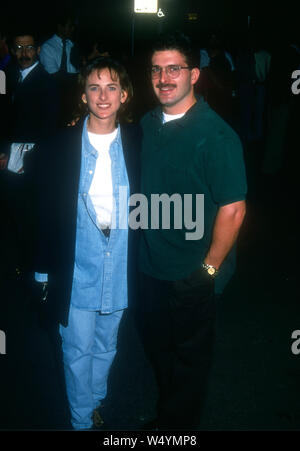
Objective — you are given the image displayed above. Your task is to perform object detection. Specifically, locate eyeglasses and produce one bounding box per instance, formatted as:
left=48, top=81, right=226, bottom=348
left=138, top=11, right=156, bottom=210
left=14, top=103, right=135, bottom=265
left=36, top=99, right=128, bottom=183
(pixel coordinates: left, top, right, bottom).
left=150, top=65, right=192, bottom=79
left=14, top=45, right=36, bottom=52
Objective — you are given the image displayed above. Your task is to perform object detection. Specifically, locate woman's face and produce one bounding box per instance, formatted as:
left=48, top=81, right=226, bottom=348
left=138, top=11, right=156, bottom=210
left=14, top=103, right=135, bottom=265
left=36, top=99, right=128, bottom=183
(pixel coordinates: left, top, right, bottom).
left=82, top=68, right=128, bottom=125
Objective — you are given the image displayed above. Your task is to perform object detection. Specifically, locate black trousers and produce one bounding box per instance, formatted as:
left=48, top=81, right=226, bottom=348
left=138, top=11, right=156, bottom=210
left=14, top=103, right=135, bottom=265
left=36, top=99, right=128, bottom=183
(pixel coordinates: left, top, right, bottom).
left=136, top=270, right=216, bottom=430
left=0, top=170, right=35, bottom=272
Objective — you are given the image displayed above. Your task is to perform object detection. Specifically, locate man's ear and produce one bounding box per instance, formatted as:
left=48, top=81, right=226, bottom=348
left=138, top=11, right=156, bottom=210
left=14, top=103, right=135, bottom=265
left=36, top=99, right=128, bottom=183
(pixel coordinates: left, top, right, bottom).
left=36, top=46, right=41, bottom=56
left=82, top=93, right=87, bottom=104
left=191, top=67, right=200, bottom=85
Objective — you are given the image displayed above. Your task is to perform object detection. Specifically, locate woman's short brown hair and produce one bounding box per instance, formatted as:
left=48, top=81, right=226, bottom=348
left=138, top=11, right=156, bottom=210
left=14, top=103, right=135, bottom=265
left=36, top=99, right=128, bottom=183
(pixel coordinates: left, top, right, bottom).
left=77, top=56, right=133, bottom=123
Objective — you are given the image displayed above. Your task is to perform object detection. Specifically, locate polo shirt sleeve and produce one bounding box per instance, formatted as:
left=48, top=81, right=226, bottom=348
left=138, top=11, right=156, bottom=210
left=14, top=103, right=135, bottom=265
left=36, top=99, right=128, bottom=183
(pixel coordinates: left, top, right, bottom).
left=205, top=130, right=247, bottom=206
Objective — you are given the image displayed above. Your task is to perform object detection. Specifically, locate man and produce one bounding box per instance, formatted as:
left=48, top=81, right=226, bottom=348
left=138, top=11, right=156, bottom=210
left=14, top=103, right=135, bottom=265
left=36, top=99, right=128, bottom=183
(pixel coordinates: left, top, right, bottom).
left=39, top=13, right=79, bottom=125
left=39, top=14, right=78, bottom=75
left=0, top=31, right=59, bottom=275
left=137, top=32, right=247, bottom=430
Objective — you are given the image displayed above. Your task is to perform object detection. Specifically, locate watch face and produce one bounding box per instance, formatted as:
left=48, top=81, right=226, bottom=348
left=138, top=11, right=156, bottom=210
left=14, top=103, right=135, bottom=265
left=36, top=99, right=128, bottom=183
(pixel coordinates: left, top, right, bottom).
left=207, top=267, right=216, bottom=275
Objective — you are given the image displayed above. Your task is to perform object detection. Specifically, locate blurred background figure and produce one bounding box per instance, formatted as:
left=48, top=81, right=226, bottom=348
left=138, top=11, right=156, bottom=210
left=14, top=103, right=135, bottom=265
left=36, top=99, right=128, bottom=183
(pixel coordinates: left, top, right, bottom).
left=261, top=34, right=300, bottom=176
left=0, top=30, right=60, bottom=279
left=0, top=28, right=11, bottom=71
left=39, top=10, right=79, bottom=126
left=39, top=12, right=79, bottom=75
left=235, top=31, right=271, bottom=152
left=77, top=32, right=110, bottom=68
left=198, top=31, right=236, bottom=127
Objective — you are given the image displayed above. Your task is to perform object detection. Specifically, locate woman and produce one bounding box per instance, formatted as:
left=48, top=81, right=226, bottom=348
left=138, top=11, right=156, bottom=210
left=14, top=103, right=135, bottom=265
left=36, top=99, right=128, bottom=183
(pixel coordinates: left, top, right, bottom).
left=34, top=56, right=141, bottom=430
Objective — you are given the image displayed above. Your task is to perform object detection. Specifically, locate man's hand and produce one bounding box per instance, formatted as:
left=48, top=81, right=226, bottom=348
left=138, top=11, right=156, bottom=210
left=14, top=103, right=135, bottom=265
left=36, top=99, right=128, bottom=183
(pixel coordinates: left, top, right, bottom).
left=41, top=282, right=48, bottom=302
left=33, top=281, right=48, bottom=303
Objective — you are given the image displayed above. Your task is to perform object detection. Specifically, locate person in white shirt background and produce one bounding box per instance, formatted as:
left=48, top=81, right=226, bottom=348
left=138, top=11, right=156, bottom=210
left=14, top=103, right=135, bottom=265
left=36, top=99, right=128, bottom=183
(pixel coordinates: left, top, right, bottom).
left=39, top=11, right=79, bottom=125
left=39, top=13, right=78, bottom=75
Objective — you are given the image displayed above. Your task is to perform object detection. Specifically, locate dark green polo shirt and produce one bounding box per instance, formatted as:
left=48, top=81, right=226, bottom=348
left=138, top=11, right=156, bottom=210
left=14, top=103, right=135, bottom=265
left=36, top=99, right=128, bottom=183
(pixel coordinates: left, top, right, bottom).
left=139, top=98, right=247, bottom=281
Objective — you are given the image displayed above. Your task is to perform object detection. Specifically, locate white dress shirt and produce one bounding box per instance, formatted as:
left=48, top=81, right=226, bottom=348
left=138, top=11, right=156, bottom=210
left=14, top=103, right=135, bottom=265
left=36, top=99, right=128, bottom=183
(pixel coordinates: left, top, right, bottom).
left=20, top=61, right=39, bottom=81
left=200, top=49, right=235, bottom=71
left=7, top=62, right=38, bottom=173
left=39, top=34, right=78, bottom=74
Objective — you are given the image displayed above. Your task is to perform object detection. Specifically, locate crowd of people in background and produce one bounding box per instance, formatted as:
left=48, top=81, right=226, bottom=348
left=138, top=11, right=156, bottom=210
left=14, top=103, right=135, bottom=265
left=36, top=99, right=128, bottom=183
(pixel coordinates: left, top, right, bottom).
left=1, top=14, right=299, bottom=163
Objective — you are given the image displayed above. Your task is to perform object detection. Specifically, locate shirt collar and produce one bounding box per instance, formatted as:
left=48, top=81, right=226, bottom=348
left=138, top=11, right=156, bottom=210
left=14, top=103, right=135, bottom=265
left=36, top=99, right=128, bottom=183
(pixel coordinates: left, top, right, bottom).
left=151, top=96, right=204, bottom=125
left=20, top=61, right=39, bottom=81
left=82, top=115, right=121, bottom=157
left=53, top=34, right=71, bottom=45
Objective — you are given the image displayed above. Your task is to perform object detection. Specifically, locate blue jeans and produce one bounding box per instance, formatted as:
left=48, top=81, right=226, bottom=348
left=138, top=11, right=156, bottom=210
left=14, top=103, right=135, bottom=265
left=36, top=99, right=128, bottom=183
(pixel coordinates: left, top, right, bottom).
left=59, top=305, right=124, bottom=430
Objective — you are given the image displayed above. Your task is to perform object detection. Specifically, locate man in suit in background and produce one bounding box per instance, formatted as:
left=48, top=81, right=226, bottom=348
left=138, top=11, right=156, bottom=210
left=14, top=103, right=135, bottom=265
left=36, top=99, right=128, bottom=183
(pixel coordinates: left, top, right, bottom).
left=0, top=30, right=59, bottom=277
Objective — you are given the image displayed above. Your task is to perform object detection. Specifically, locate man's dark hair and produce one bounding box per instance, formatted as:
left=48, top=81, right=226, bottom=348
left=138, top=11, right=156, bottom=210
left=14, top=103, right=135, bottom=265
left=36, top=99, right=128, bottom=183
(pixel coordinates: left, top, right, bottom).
left=77, top=56, right=133, bottom=123
left=151, top=31, right=199, bottom=68
left=8, top=31, right=40, bottom=49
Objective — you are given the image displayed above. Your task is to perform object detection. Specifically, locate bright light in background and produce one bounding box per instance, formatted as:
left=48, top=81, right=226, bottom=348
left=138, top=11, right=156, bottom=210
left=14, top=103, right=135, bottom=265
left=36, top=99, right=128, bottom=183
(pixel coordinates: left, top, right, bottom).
left=134, top=0, right=158, bottom=13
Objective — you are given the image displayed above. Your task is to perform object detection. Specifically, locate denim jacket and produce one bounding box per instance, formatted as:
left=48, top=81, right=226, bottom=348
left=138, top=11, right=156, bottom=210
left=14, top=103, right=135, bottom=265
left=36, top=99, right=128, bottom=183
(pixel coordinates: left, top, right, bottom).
left=37, top=117, right=130, bottom=313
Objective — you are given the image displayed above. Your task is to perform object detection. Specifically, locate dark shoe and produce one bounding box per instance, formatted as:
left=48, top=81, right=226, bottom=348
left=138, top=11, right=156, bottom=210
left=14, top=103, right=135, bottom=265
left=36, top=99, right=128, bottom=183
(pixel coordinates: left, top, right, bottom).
left=92, top=408, right=104, bottom=429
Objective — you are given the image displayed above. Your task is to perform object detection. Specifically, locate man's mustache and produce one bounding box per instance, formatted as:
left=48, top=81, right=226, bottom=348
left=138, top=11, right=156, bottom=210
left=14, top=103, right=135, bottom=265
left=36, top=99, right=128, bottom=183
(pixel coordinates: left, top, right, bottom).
left=19, top=56, right=31, bottom=62
left=156, top=83, right=176, bottom=89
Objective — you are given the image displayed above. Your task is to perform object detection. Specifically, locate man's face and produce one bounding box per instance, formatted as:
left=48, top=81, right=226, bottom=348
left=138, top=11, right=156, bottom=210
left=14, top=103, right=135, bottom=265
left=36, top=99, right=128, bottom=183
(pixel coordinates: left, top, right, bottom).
left=82, top=68, right=128, bottom=124
left=151, top=49, right=200, bottom=114
left=58, top=19, right=74, bottom=39
left=13, top=35, right=39, bottom=70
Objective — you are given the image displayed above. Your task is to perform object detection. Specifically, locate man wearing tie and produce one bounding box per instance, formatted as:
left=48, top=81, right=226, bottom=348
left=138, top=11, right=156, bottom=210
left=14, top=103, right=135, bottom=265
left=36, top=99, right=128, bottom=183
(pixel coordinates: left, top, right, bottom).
left=0, top=31, right=59, bottom=277
left=39, top=14, right=79, bottom=76
left=39, top=13, right=79, bottom=124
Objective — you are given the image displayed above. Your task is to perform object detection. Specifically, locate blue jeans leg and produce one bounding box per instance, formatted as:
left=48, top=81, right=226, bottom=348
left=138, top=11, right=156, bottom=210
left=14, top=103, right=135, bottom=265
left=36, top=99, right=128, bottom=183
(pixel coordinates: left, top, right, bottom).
left=92, top=310, right=124, bottom=410
left=60, top=306, right=124, bottom=430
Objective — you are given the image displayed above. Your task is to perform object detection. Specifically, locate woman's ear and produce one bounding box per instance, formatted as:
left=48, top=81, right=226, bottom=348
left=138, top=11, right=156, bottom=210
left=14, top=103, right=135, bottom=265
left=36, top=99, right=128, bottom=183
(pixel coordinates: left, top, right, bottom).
left=120, top=90, right=128, bottom=104
left=81, top=93, right=87, bottom=104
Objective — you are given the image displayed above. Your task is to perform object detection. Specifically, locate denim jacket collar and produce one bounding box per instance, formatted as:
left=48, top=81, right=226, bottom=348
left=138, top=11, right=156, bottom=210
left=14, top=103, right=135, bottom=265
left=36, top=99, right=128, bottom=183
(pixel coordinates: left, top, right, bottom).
left=82, top=115, right=121, bottom=157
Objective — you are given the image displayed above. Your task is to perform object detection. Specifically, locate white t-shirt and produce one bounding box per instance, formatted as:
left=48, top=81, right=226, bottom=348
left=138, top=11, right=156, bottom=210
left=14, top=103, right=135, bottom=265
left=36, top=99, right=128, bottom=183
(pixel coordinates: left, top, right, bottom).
left=162, top=112, right=185, bottom=124
left=88, top=128, right=118, bottom=228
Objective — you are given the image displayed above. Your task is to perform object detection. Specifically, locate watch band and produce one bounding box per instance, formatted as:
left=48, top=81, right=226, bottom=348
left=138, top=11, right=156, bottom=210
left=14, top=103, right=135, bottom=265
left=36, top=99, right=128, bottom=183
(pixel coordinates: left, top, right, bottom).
left=202, top=262, right=219, bottom=277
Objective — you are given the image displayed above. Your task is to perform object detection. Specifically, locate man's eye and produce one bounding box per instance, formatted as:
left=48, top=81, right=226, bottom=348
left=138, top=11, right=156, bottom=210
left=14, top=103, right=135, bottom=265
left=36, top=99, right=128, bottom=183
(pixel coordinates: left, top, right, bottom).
left=108, top=86, right=117, bottom=91
left=152, top=67, right=160, bottom=73
left=169, top=66, right=180, bottom=73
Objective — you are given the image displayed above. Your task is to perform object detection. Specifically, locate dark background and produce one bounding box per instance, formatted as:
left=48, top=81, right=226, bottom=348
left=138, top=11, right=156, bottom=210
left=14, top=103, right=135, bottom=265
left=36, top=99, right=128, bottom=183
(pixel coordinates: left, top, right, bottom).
left=3, top=0, right=300, bottom=52
left=1, top=0, right=300, bottom=435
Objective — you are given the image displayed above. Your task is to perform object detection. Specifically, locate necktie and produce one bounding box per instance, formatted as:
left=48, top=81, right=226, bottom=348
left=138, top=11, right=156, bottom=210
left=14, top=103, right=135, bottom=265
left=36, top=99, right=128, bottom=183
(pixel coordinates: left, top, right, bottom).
left=59, top=38, right=68, bottom=73
left=12, top=71, right=22, bottom=102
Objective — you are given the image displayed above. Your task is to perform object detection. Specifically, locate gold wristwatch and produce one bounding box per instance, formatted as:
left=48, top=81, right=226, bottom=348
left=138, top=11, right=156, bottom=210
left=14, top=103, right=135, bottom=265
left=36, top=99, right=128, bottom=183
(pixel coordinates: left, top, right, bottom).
left=202, top=262, right=219, bottom=277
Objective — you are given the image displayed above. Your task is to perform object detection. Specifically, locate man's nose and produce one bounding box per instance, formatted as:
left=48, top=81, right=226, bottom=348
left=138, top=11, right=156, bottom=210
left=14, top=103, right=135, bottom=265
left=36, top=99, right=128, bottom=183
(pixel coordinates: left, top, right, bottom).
left=21, top=48, right=30, bottom=56
left=159, top=67, right=170, bottom=83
